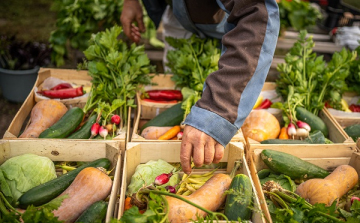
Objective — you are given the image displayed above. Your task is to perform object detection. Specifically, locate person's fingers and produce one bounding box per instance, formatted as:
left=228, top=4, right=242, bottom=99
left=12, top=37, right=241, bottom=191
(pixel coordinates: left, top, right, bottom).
left=180, top=140, right=193, bottom=174
left=193, top=139, right=205, bottom=167
left=120, top=16, right=132, bottom=40
left=213, top=144, right=225, bottom=164
left=204, top=140, right=215, bottom=165
left=136, top=14, right=146, bottom=33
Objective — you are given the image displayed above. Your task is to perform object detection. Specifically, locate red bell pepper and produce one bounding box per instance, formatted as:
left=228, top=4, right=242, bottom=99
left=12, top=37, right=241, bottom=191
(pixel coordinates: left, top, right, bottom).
left=38, top=86, right=84, bottom=99
left=255, top=99, right=272, bottom=109
left=349, top=104, right=360, bottom=112
left=146, top=90, right=183, bottom=101
left=142, top=98, right=178, bottom=103
left=50, top=83, right=73, bottom=90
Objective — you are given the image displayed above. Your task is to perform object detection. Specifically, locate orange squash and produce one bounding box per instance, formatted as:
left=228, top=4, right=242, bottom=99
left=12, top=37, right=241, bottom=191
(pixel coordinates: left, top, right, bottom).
left=296, top=165, right=358, bottom=206
left=166, top=173, right=232, bottom=223
left=53, top=167, right=112, bottom=222
left=19, top=100, right=68, bottom=138
left=241, top=110, right=280, bottom=142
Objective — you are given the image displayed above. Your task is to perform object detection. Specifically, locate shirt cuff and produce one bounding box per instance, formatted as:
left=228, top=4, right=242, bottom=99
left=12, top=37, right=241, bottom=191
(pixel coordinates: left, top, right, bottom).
left=184, top=106, right=238, bottom=147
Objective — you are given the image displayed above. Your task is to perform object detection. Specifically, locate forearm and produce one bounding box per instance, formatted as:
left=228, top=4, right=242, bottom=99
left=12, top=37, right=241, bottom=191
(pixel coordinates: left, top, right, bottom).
left=185, top=0, right=280, bottom=146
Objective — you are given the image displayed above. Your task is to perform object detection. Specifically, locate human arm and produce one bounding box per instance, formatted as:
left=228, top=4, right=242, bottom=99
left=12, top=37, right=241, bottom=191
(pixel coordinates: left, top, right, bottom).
left=120, top=0, right=145, bottom=43
left=180, top=0, right=280, bottom=174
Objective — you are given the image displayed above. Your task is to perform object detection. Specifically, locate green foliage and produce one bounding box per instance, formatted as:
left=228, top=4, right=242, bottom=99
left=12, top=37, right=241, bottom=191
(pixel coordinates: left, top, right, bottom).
left=278, top=0, right=322, bottom=34
left=49, top=0, right=124, bottom=67
left=81, top=25, right=154, bottom=126
left=276, top=30, right=357, bottom=117
left=165, top=35, right=220, bottom=117
left=346, top=46, right=360, bottom=94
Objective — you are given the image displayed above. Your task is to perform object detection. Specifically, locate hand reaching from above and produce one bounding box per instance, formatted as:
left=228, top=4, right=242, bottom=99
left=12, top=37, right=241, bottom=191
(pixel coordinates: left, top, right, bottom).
left=180, top=125, right=224, bottom=174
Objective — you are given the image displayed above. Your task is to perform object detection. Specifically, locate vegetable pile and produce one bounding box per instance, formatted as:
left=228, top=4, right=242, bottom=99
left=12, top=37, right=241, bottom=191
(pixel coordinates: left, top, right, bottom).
left=258, top=149, right=360, bottom=223
left=121, top=160, right=256, bottom=222
left=0, top=154, right=113, bottom=223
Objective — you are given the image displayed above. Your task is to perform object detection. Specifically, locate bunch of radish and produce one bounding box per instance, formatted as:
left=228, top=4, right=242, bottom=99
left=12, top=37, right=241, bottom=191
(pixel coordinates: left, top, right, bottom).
left=287, top=120, right=311, bottom=139
left=90, top=114, right=121, bottom=139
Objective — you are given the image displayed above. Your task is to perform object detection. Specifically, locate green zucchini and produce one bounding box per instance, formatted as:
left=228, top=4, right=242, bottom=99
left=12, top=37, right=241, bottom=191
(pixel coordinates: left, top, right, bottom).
left=140, top=103, right=184, bottom=133
left=260, top=139, right=308, bottom=144
left=224, top=174, right=253, bottom=221
left=18, top=158, right=111, bottom=209
left=67, top=114, right=97, bottom=139
left=260, top=150, right=329, bottom=180
left=75, top=200, right=108, bottom=223
left=39, top=107, right=84, bottom=138
left=344, top=124, right=360, bottom=142
left=295, top=107, right=328, bottom=137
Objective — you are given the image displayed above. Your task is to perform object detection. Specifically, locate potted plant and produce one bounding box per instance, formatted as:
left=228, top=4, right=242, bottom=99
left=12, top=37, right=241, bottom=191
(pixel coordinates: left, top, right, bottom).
left=0, top=35, right=52, bottom=103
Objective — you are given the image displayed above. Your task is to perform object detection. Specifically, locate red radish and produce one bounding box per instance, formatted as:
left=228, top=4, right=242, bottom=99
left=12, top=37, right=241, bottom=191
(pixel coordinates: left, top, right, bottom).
left=296, top=128, right=309, bottom=138
left=90, top=123, right=100, bottom=139
left=351, top=196, right=360, bottom=205
left=177, top=132, right=183, bottom=140
left=111, top=115, right=121, bottom=125
left=296, top=120, right=311, bottom=132
left=99, top=126, right=108, bottom=139
left=154, top=172, right=173, bottom=186
left=165, top=185, right=176, bottom=194
left=287, top=123, right=296, bottom=137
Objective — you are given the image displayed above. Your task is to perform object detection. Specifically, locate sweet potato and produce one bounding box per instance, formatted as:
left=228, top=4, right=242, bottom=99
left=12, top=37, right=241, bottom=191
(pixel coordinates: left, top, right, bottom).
left=140, top=126, right=173, bottom=139
left=19, top=100, right=68, bottom=138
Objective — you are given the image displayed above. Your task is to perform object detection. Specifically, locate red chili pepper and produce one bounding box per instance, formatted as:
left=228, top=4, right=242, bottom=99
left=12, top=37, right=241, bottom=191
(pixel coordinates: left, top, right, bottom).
left=38, top=86, right=84, bottom=99
left=324, top=101, right=332, bottom=108
left=142, top=98, right=178, bottom=103
left=349, top=104, right=360, bottom=112
left=146, top=90, right=183, bottom=101
left=50, top=83, right=73, bottom=90
left=255, top=99, right=272, bottom=109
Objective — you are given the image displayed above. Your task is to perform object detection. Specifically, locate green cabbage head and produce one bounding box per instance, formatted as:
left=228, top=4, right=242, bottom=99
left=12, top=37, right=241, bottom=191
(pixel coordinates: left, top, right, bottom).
left=0, top=154, right=57, bottom=205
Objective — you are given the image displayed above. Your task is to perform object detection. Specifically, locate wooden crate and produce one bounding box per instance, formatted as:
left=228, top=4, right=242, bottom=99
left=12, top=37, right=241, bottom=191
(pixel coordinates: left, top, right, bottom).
left=116, top=141, right=266, bottom=223
left=246, top=108, right=357, bottom=158
left=248, top=147, right=360, bottom=223
left=0, top=139, right=123, bottom=222
left=324, top=92, right=360, bottom=128
left=3, top=68, right=127, bottom=142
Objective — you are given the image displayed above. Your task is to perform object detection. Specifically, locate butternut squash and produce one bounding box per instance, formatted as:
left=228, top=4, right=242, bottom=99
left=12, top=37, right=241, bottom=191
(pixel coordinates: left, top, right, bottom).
left=19, top=100, right=68, bottom=138
left=53, top=167, right=112, bottom=222
left=296, top=165, right=358, bottom=206
left=140, top=126, right=173, bottom=139
left=166, top=173, right=232, bottom=223
left=241, top=110, right=280, bottom=142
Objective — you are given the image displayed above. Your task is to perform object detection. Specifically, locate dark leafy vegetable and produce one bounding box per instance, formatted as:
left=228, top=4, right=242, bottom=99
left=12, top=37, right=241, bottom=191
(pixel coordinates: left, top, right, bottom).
left=346, top=46, right=360, bottom=95
left=0, top=35, right=51, bottom=70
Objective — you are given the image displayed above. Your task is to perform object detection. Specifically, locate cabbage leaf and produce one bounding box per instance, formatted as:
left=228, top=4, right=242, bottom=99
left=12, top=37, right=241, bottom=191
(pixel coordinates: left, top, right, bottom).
left=0, top=154, right=57, bottom=205
left=127, top=159, right=179, bottom=195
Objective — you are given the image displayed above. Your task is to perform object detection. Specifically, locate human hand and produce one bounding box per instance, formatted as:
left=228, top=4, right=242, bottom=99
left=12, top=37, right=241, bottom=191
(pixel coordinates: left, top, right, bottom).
left=120, top=0, right=145, bottom=43
left=180, top=125, right=224, bottom=174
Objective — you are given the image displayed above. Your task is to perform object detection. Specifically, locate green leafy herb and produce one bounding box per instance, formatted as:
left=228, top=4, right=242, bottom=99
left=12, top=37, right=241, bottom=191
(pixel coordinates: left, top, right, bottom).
left=346, top=46, right=360, bottom=95
left=276, top=30, right=357, bottom=117
left=80, top=25, right=154, bottom=128
left=260, top=172, right=296, bottom=192
left=278, top=0, right=322, bottom=34
left=165, top=35, right=220, bottom=117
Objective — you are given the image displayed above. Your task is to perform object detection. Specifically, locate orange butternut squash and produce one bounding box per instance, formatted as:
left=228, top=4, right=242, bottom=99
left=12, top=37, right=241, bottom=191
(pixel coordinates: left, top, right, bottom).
left=166, top=173, right=232, bottom=223
left=53, top=167, right=112, bottom=222
left=241, top=110, right=280, bottom=142
left=19, top=100, right=68, bottom=138
left=296, top=165, right=358, bottom=206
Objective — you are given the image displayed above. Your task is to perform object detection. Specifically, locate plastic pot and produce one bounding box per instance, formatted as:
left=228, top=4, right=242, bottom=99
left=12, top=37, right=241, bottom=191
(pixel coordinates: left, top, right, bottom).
left=0, top=66, right=39, bottom=103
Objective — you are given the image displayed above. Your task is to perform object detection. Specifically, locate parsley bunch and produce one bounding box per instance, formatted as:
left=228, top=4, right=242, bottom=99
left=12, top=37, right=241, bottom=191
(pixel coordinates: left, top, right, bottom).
left=165, top=35, right=220, bottom=118
left=278, top=0, right=322, bottom=35
left=346, top=46, right=360, bottom=95
left=81, top=25, right=154, bottom=128
left=49, top=0, right=123, bottom=67
left=276, top=30, right=357, bottom=116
